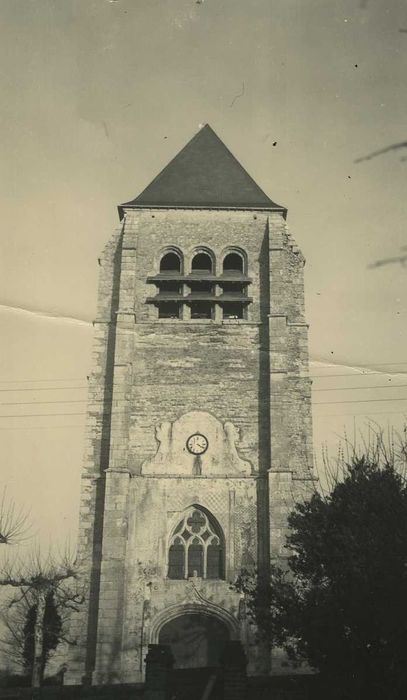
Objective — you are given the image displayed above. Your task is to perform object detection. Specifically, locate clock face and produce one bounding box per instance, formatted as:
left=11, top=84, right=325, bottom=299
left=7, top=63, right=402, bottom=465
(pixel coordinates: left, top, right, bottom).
left=186, top=433, right=208, bottom=455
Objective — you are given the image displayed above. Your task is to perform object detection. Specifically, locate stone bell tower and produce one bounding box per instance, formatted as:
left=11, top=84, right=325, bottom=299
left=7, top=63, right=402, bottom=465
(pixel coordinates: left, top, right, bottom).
left=66, top=125, right=314, bottom=685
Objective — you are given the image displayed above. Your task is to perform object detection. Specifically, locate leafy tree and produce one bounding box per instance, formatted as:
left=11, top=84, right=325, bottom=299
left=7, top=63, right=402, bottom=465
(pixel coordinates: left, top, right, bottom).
left=237, top=449, right=407, bottom=699
left=22, top=592, right=62, bottom=680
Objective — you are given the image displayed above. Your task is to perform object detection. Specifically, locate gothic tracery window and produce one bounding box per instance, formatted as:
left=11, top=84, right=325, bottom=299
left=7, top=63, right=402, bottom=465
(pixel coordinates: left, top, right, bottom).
left=168, top=507, right=224, bottom=580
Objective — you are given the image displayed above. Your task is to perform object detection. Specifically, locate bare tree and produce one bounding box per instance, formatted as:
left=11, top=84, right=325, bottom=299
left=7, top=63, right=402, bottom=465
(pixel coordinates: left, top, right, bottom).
left=318, top=420, right=407, bottom=495
left=355, top=140, right=407, bottom=164
left=0, top=549, right=82, bottom=689
left=0, top=488, right=31, bottom=545
left=1, top=589, right=56, bottom=673
left=368, top=248, right=407, bottom=270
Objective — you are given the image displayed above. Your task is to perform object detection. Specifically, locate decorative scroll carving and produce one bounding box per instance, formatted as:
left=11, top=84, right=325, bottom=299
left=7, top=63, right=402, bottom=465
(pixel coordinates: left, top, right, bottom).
left=141, top=411, right=252, bottom=477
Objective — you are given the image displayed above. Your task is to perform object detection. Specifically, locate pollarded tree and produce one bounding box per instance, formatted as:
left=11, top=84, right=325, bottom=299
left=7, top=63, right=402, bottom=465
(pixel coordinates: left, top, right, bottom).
left=0, top=489, right=30, bottom=545
left=237, top=442, right=407, bottom=700
left=22, top=592, right=62, bottom=681
left=0, top=549, right=82, bottom=689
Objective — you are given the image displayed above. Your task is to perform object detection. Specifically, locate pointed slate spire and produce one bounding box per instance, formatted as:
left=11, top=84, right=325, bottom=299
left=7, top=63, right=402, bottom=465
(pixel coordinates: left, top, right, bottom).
left=119, top=125, right=285, bottom=217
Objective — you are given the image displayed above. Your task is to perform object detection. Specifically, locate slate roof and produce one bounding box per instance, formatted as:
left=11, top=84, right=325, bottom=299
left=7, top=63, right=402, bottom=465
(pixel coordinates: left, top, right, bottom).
left=119, top=124, right=286, bottom=217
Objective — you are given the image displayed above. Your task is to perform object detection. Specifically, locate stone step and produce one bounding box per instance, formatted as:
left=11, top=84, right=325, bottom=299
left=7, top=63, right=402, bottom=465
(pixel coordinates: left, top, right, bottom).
left=170, top=668, right=223, bottom=700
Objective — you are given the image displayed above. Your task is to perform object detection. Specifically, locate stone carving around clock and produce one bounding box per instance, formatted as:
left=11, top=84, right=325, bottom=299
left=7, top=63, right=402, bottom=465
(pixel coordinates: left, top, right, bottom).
left=141, top=410, right=252, bottom=477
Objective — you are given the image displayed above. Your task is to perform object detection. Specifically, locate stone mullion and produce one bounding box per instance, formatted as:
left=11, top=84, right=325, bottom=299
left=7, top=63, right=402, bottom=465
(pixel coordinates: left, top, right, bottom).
left=181, top=282, right=191, bottom=320
left=184, top=543, right=188, bottom=579
left=203, top=540, right=208, bottom=578
left=214, top=282, right=222, bottom=322
left=228, top=488, right=235, bottom=579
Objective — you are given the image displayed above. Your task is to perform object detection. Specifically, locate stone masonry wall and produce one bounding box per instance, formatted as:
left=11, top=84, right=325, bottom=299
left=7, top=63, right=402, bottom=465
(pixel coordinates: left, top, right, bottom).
left=66, top=206, right=314, bottom=684
left=66, top=224, right=124, bottom=685
left=115, top=475, right=259, bottom=682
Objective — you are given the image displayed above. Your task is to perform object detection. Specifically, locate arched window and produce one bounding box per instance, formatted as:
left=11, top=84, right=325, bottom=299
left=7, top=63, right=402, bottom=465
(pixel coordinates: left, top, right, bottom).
left=219, top=250, right=248, bottom=319
left=168, top=538, right=185, bottom=578
left=191, top=252, right=213, bottom=274
left=160, top=251, right=181, bottom=273
left=146, top=246, right=252, bottom=321
left=188, top=538, right=204, bottom=578
left=223, top=252, right=244, bottom=274
left=168, top=507, right=224, bottom=580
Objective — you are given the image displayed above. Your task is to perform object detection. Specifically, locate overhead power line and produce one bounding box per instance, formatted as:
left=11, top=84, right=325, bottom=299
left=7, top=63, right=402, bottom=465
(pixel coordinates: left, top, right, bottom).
left=1, top=377, right=406, bottom=392
left=314, top=397, right=407, bottom=406
left=0, top=363, right=406, bottom=384
left=314, top=409, right=407, bottom=418
left=0, top=412, right=88, bottom=418
left=3, top=411, right=407, bottom=427
left=2, top=383, right=407, bottom=407
left=1, top=396, right=407, bottom=419
left=0, top=425, right=85, bottom=431
left=0, top=386, right=88, bottom=393
left=313, top=361, right=407, bottom=368
left=311, top=371, right=407, bottom=379
left=313, top=383, right=407, bottom=393
left=0, top=378, right=85, bottom=384
left=0, top=400, right=87, bottom=406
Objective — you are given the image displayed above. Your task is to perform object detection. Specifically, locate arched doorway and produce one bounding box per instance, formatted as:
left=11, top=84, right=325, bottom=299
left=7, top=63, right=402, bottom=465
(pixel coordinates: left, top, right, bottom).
left=158, top=612, right=230, bottom=669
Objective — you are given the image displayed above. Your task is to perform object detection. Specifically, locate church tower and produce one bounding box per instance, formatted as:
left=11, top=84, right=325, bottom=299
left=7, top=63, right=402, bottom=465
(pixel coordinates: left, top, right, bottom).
left=66, top=125, right=314, bottom=684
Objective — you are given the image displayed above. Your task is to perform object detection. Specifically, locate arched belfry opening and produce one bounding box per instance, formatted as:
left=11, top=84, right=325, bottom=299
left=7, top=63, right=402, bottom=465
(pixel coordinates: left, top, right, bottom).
left=160, top=251, right=182, bottom=273
left=158, top=612, right=230, bottom=669
left=191, top=251, right=213, bottom=274
left=223, top=251, right=244, bottom=274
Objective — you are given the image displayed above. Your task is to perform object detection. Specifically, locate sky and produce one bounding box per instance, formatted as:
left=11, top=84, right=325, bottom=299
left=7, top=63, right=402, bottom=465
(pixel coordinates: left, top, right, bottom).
left=1, top=0, right=407, bottom=551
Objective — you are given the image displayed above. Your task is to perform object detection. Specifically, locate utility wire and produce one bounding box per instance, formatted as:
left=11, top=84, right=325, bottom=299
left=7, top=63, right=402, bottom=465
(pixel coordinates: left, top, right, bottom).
left=313, top=361, right=407, bottom=367
left=1, top=363, right=406, bottom=384
left=0, top=386, right=87, bottom=393
left=1, top=372, right=406, bottom=389
left=2, top=396, right=407, bottom=418
left=314, top=409, right=407, bottom=418
left=3, top=411, right=407, bottom=427
left=310, top=371, right=407, bottom=379
left=1, top=376, right=406, bottom=390
left=0, top=400, right=88, bottom=406
left=314, top=397, right=407, bottom=406
left=3, top=383, right=407, bottom=406
left=0, top=378, right=84, bottom=384
left=0, top=412, right=88, bottom=418
left=313, top=384, right=407, bottom=393
left=0, top=425, right=85, bottom=431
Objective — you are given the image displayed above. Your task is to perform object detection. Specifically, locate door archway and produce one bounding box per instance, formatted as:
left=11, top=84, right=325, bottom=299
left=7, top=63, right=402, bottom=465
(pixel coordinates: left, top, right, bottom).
left=158, top=612, right=230, bottom=668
